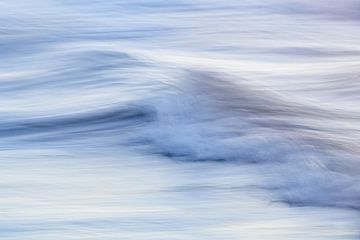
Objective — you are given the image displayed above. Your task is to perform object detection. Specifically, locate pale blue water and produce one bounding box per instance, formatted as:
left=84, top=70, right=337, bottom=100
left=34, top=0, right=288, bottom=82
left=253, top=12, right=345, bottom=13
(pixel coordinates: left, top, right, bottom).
left=1, top=1, right=360, bottom=239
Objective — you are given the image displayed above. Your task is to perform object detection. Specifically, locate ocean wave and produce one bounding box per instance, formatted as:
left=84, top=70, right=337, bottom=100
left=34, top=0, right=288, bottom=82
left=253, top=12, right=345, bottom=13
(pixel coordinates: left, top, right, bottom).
left=121, top=71, right=359, bottom=209
left=1, top=1, right=360, bottom=237
left=4, top=67, right=357, bottom=210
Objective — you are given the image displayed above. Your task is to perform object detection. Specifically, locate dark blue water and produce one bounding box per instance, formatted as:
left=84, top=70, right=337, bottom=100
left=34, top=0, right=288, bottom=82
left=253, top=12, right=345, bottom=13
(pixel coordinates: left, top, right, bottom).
left=1, top=1, right=360, bottom=239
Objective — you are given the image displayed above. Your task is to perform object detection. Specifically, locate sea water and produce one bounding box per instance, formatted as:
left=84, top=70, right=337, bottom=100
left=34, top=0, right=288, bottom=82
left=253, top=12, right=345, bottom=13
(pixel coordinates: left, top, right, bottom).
left=0, top=1, right=360, bottom=239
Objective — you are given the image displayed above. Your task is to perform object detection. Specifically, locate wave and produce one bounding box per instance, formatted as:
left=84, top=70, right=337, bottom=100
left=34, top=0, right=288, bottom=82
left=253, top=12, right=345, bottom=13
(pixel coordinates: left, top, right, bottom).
left=0, top=0, right=359, bottom=222
left=126, top=71, right=360, bottom=209
left=148, top=73, right=359, bottom=209
left=3, top=68, right=358, bottom=210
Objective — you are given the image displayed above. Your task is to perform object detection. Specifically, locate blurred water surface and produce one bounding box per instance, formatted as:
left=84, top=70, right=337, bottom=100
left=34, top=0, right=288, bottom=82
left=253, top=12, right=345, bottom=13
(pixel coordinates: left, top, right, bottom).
left=0, top=0, right=360, bottom=239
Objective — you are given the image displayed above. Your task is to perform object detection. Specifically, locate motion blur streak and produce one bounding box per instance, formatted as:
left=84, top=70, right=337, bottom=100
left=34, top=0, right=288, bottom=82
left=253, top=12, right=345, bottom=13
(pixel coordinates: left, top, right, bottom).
left=0, top=0, right=360, bottom=239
